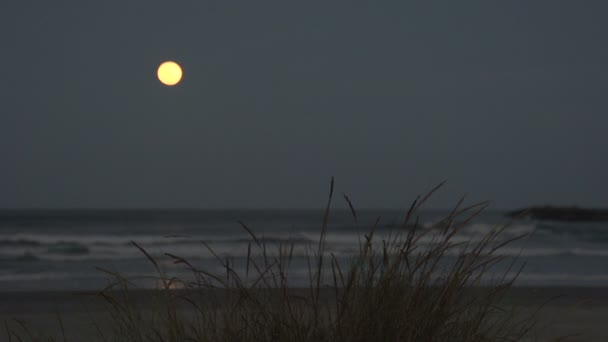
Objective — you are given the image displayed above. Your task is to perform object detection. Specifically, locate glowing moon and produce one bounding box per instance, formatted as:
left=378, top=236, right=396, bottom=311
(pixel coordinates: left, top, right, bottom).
left=157, top=61, right=183, bottom=86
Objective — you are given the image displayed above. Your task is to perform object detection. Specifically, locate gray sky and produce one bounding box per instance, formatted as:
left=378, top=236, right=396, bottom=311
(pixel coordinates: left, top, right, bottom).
left=1, top=1, right=607, bottom=209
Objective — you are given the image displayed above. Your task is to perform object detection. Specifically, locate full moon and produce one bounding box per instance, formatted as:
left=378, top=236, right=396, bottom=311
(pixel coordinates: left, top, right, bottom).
left=157, top=61, right=183, bottom=86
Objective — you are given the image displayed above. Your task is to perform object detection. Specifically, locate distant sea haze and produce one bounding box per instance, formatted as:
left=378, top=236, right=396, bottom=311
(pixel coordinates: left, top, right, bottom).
left=0, top=209, right=607, bottom=291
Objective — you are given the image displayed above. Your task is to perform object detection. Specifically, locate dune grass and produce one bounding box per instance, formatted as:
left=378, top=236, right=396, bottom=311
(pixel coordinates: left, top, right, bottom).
left=5, top=179, right=535, bottom=341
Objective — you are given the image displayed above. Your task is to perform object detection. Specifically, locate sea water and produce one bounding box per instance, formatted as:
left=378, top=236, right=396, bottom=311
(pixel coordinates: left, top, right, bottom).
left=0, top=209, right=607, bottom=291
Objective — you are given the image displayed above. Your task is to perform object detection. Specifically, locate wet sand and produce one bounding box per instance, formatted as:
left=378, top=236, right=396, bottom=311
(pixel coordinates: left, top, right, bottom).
left=1, top=287, right=607, bottom=341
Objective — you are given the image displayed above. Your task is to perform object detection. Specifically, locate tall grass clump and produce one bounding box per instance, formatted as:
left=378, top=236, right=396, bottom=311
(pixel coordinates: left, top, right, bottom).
left=8, top=179, right=534, bottom=341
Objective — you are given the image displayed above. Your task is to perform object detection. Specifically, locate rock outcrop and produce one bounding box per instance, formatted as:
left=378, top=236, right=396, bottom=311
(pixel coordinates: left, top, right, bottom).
left=506, top=206, right=608, bottom=222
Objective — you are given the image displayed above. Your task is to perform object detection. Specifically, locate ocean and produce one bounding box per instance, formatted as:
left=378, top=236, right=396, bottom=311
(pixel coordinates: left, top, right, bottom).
left=1, top=209, right=607, bottom=291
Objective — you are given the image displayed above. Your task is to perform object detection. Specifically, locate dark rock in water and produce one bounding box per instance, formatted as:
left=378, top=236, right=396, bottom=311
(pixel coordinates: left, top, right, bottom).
left=47, top=242, right=90, bottom=255
left=16, top=252, right=40, bottom=262
left=0, top=239, right=40, bottom=247
left=506, top=206, right=608, bottom=222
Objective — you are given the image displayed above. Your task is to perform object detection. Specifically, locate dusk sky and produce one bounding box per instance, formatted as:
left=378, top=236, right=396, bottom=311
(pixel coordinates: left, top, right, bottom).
left=1, top=1, right=607, bottom=209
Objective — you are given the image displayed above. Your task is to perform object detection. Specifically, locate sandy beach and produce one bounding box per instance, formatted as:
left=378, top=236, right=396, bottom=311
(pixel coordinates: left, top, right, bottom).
left=1, top=287, right=607, bottom=341
left=501, top=287, right=608, bottom=341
